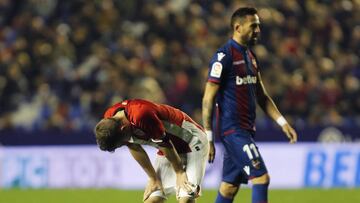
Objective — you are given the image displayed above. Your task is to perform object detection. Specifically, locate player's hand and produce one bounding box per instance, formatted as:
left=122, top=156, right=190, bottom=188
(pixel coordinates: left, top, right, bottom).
left=143, top=177, right=164, bottom=202
left=282, top=123, right=298, bottom=144
left=208, top=141, right=216, bottom=163
left=175, top=171, right=193, bottom=196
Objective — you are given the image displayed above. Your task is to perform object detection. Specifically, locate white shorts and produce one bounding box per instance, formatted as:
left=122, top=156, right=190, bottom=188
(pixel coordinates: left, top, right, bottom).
left=149, top=122, right=209, bottom=200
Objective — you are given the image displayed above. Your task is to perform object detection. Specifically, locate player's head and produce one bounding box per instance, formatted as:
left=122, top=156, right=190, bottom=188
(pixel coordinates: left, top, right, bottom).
left=94, top=118, right=129, bottom=152
left=231, top=7, right=260, bottom=46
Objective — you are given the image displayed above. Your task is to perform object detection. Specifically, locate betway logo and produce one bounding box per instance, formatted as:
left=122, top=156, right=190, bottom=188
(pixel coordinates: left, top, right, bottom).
left=236, top=75, right=257, bottom=85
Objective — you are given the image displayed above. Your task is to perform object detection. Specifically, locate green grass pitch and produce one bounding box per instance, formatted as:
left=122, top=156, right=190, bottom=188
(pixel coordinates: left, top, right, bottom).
left=0, top=188, right=359, bottom=203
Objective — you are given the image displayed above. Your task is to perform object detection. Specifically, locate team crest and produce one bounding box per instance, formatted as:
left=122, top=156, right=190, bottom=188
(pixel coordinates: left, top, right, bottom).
left=252, top=159, right=261, bottom=169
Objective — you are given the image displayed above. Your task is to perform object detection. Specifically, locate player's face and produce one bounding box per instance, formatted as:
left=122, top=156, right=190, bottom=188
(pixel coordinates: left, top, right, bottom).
left=240, top=14, right=261, bottom=45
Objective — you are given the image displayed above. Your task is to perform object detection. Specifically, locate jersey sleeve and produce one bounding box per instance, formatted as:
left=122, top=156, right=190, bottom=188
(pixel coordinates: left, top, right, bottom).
left=207, top=49, right=231, bottom=84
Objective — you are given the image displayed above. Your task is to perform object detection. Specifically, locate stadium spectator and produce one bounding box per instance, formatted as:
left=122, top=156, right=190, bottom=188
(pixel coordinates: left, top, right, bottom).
left=0, top=0, right=359, bottom=133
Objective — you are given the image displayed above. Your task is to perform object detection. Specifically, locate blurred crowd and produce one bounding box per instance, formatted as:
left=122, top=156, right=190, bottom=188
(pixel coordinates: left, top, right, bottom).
left=0, top=0, right=359, bottom=131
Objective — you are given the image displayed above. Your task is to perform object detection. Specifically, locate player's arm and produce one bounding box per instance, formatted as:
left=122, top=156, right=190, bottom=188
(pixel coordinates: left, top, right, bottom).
left=127, top=143, right=158, bottom=180
left=158, top=141, right=193, bottom=193
left=126, top=143, right=164, bottom=201
left=157, top=140, right=183, bottom=173
left=202, top=82, right=219, bottom=163
left=256, top=72, right=298, bottom=143
left=137, top=109, right=192, bottom=193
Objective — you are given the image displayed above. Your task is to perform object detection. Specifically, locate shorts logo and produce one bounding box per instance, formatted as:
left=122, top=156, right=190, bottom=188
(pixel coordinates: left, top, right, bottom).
left=236, top=75, right=257, bottom=85
left=243, top=165, right=250, bottom=175
left=210, top=62, right=223, bottom=78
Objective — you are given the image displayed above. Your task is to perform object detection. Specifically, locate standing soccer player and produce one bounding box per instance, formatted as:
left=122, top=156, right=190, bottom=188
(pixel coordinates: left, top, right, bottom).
left=202, top=7, right=298, bottom=203
left=94, top=99, right=209, bottom=203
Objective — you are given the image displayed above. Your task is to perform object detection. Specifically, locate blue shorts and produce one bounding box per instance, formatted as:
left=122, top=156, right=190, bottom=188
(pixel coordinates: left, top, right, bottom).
left=220, top=129, right=268, bottom=185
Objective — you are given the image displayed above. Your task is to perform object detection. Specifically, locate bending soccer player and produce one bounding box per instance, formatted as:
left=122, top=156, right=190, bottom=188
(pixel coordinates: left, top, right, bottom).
left=202, top=7, right=298, bottom=203
left=94, top=99, right=209, bottom=203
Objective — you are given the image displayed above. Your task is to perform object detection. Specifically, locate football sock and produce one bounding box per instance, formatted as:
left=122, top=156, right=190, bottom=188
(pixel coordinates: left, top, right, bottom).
left=215, top=191, right=233, bottom=203
left=252, top=183, right=269, bottom=203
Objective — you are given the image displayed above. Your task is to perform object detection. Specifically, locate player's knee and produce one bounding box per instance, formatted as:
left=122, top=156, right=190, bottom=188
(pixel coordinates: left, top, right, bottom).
left=251, top=173, right=270, bottom=185
left=219, top=182, right=239, bottom=198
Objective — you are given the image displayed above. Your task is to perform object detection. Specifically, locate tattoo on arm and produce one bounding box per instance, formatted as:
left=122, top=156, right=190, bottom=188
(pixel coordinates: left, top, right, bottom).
left=202, top=82, right=219, bottom=130
left=202, top=99, right=213, bottom=130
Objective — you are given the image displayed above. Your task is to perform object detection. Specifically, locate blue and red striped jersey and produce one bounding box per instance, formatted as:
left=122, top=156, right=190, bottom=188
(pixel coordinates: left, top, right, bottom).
left=207, top=39, right=260, bottom=134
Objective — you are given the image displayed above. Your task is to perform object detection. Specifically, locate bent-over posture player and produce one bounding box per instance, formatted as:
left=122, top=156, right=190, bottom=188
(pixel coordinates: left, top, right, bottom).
left=94, top=99, right=209, bottom=203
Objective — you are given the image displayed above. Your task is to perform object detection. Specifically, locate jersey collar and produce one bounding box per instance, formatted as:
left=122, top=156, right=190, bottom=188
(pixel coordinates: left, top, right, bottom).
left=229, top=39, right=248, bottom=52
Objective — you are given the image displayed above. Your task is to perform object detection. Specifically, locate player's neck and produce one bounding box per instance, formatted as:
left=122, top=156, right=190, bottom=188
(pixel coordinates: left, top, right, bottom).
left=232, top=36, right=248, bottom=48
left=113, top=110, right=129, bottom=124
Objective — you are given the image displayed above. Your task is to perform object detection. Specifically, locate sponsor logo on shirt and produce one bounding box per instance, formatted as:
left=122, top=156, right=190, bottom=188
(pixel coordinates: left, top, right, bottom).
left=236, top=75, right=257, bottom=85
left=210, top=62, right=223, bottom=78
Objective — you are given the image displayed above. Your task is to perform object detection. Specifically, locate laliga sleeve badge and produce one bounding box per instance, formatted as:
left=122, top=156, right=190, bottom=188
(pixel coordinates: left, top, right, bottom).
left=210, top=62, right=223, bottom=78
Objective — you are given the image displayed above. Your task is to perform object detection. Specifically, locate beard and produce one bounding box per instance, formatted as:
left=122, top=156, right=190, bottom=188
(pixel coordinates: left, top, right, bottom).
left=248, top=35, right=259, bottom=46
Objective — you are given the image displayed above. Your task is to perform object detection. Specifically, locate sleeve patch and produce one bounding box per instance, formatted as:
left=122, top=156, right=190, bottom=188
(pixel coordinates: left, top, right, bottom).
left=210, top=62, right=223, bottom=78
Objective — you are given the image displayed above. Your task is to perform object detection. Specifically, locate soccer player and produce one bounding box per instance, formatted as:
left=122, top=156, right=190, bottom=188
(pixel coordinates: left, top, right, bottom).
left=94, top=99, right=209, bottom=203
left=202, top=7, right=298, bottom=203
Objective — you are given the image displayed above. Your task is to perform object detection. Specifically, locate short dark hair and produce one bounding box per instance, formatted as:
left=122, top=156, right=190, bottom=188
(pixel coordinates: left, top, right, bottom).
left=94, top=118, right=120, bottom=152
left=230, top=7, right=258, bottom=29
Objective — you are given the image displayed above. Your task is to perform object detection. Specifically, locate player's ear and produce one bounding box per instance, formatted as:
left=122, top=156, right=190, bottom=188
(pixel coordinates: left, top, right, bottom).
left=234, top=22, right=242, bottom=33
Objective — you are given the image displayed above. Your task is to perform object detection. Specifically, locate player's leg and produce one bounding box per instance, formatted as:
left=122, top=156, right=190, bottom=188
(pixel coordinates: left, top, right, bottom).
left=220, top=131, right=269, bottom=203
left=215, top=148, right=243, bottom=203
left=246, top=139, right=270, bottom=203
left=178, top=133, right=209, bottom=202
left=146, top=155, right=173, bottom=203
left=217, top=182, right=239, bottom=202
left=251, top=173, right=270, bottom=203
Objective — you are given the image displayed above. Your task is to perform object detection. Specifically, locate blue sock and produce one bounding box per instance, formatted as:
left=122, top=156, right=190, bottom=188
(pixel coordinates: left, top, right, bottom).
left=252, top=183, right=269, bottom=203
left=215, top=191, right=233, bottom=203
